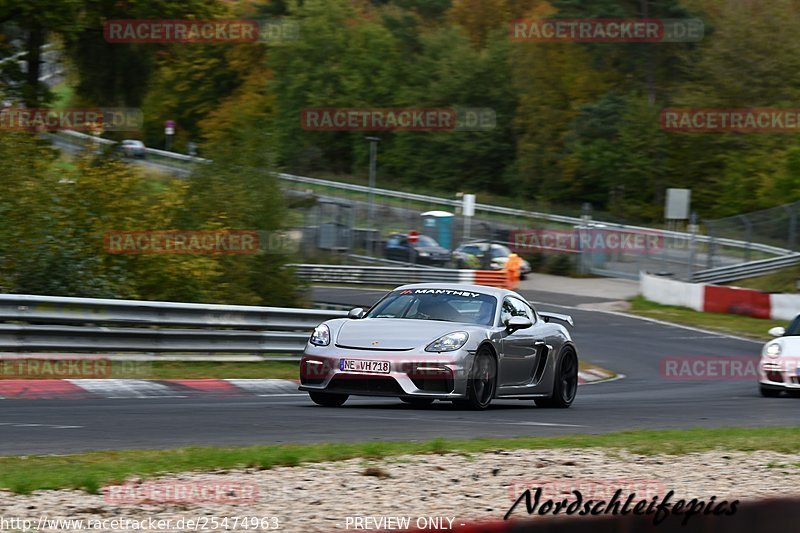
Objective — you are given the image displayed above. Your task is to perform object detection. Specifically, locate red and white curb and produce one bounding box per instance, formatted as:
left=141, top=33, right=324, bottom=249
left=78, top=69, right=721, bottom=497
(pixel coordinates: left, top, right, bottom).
left=0, top=370, right=620, bottom=400
left=577, top=367, right=621, bottom=385
left=0, top=379, right=302, bottom=400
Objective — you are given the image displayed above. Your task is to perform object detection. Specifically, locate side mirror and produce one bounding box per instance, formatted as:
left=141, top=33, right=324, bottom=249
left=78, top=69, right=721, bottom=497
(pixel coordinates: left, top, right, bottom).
left=768, top=326, right=785, bottom=337
left=506, top=316, right=532, bottom=332
left=348, top=307, right=366, bottom=319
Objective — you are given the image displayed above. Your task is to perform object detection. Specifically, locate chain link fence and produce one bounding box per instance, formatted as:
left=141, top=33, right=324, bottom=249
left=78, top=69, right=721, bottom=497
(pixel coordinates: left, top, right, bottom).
left=284, top=182, right=795, bottom=281
left=704, top=201, right=800, bottom=261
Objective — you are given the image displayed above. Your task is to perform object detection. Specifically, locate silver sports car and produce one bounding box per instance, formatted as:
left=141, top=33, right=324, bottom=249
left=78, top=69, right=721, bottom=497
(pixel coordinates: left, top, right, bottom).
left=299, top=283, right=578, bottom=409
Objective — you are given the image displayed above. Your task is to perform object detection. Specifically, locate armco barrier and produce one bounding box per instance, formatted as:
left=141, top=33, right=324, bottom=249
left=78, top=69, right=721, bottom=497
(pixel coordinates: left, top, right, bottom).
left=640, top=271, right=800, bottom=321
left=0, top=267, right=523, bottom=354
left=691, top=252, right=800, bottom=284
left=0, top=294, right=346, bottom=354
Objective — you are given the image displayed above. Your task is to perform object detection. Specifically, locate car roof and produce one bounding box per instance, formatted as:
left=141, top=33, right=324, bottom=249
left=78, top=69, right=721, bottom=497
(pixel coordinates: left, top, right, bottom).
left=393, top=282, right=523, bottom=300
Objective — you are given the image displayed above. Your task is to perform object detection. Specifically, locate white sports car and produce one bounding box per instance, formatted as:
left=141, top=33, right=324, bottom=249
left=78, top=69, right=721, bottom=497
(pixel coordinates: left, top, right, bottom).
left=759, top=315, right=800, bottom=397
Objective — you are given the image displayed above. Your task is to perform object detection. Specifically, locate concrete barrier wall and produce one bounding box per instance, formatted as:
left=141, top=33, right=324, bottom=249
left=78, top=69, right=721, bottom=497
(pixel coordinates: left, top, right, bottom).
left=770, top=293, right=800, bottom=321
left=640, top=272, right=704, bottom=311
left=703, top=285, right=771, bottom=319
left=640, top=272, right=800, bottom=321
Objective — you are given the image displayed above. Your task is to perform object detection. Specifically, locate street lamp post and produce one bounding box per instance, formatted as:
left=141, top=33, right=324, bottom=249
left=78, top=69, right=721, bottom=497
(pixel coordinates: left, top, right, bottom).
left=365, top=136, right=380, bottom=256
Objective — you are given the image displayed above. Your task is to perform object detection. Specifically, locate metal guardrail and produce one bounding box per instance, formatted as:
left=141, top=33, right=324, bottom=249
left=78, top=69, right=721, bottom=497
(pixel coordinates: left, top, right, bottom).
left=0, top=294, right=346, bottom=354
left=51, top=131, right=795, bottom=260
left=58, top=130, right=115, bottom=145
left=691, top=253, right=800, bottom=284
left=290, top=264, right=471, bottom=285
left=144, top=146, right=209, bottom=163
left=55, top=131, right=209, bottom=164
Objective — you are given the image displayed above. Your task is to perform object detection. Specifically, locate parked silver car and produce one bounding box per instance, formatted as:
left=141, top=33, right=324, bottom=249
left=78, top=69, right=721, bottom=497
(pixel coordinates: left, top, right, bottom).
left=453, top=242, right=532, bottom=279
left=119, top=139, right=146, bottom=159
left=299, top=283, right=578, bottom=409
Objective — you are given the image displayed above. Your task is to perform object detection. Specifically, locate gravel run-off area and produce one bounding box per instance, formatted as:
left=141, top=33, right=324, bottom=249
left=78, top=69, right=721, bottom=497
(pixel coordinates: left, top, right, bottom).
left=2, top=448, right=799, bottom=532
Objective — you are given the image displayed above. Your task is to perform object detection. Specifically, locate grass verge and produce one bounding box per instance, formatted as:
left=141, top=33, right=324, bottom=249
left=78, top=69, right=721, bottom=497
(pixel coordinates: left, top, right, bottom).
left=0, top=360, right=299, bottom=380
left=2, top=427, right=798, bottom=494
left=628, top=295, right=782, bottom=340
left=724, top=266, right=800, bottom=294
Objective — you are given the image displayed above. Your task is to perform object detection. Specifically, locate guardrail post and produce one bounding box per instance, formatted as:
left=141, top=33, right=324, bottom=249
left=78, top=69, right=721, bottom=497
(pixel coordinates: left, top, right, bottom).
left=704, top=219, right=716, bottom=269
left=784, top=203, right=798, bottom=251
left=365, top=136, right=380, bottom=257
left=687, top=212, right=697, bottom=280
left=739, top=214, right=753, bottom=262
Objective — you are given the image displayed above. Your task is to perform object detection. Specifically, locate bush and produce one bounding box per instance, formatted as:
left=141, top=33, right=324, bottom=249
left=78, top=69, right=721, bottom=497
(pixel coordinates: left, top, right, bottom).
left=544, top=254, right=576, bottom=276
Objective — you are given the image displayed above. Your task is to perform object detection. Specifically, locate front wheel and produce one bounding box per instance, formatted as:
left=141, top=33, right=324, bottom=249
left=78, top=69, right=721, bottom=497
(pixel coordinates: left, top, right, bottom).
left=308, top=391, right=348, bottom=407
left=760, top=385, right=781, bottom=398
left=455, top=348, right=497, bottom=410
left=535, top=348, right=578, bottom=408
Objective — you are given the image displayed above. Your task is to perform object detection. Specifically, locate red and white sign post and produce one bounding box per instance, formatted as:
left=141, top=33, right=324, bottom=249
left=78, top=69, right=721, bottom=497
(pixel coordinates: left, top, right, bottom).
left=408, top=231, right=419, bottom=264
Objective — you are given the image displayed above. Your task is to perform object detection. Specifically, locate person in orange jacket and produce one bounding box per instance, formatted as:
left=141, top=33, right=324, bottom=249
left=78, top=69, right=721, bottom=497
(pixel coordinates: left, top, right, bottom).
left=506, top=252, right=522, bottom=289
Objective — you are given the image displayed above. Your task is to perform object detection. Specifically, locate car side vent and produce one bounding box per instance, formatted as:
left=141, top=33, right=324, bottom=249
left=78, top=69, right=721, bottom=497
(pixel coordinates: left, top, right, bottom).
left=532, top=346, right=550, bottom=384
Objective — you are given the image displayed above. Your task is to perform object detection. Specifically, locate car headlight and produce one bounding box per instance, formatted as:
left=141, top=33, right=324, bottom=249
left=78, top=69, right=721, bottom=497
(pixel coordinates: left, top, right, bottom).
left=425, top=331, right=468, bottom=352
left=417, top=251, right=430, bottom=257
left=310, top=324, right=330, bottom=346
left=766, top=343, right=781, bottom=358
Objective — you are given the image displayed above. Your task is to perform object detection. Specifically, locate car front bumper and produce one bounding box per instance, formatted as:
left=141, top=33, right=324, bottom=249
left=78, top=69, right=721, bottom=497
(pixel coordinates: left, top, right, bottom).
left=299, top=345, right=475, bottom=399
left=759, top=357, right=800, bottom=390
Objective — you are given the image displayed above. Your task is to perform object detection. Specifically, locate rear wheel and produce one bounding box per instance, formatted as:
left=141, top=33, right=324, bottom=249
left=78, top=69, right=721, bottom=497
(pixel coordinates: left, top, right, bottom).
left=401, top=397, right=434, bottom=406
left=760, top=385, right=782, bottom=398
left=455, top=348, right=497, bottom=410
left=308, top=392, right=348, bottom=407
left=535, top=348, right=578, bottom=408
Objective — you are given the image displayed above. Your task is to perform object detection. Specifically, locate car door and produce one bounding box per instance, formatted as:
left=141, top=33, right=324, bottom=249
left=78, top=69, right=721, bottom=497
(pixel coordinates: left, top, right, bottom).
left=385, top=235, right=406, bottom=261
left=498, top=297, right=541, bottom=386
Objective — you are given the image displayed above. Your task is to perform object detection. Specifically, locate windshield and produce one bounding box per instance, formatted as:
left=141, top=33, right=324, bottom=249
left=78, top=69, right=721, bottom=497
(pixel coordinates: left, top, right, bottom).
left=490, top=244, right=511, bottom=258
left=365, top=288, right=497, bottom=325
left=414, top=235, right=438, bottom=247
left=786, top=316, right=800, bottom=336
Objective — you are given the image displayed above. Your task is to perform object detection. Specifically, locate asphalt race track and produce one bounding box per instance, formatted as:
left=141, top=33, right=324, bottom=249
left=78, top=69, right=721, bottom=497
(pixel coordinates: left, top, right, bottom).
left=1, top=287, right=796, bottom=456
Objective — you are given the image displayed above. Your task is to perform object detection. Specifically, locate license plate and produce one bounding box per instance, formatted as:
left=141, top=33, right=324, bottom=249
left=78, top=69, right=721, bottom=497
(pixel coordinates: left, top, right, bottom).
left=340, top=359, right=390, bottom=374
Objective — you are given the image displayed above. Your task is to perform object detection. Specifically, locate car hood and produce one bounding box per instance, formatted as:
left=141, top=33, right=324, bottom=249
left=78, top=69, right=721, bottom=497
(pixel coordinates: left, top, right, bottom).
left=767, top=335, right=800, bottom=356
left=335, top=318, right=469, bottom=350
